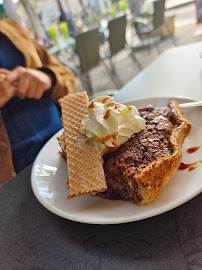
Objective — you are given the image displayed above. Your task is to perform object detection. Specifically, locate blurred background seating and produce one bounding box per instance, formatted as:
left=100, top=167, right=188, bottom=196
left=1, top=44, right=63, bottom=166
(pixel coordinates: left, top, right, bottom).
left=131, top=0, right=175, bottom=53
left=106, top=14, right=142, bottom=87
left=1, top=0, right=202, bottom=97
left=73, top=27, right=120, bottom=95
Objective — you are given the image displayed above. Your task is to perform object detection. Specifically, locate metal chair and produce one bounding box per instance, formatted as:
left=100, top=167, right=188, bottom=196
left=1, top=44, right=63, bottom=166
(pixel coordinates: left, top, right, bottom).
left=105, top=14, right=142, bottom=87
left=74, top=27, right=120, bottom=96
left=132, top=0, right=175, bottom=52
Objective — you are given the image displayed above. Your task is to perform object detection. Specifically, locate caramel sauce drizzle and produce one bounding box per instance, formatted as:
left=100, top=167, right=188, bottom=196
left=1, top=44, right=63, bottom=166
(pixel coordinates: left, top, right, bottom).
left=187, top=145, right=200, bottom=153
left=102, top=97, right=110, bottom=103
left=109, top=141, right=119, bottom=150
left=97, top=131, right=118, bottom=144
left=107, top=102, right=115, bottom=107
left=188, top=166, right=197, bottom=172
left=103, top=141, right=119, bottom=155
left=107, top=102, right=117, bottom=109
left=104, top=109, right=111, bottom=119
left=88, top=101, right=94, bottom=108
left=178, top=160, right=202, bottom=170
left=178, top=145, right=201, bottom=171
left=112, top=131, right=118, bottom=139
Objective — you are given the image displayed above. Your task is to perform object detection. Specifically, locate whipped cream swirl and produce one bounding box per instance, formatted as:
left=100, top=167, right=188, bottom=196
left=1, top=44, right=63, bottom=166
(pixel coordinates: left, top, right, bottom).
left=80, top=96, right=145, bottom=154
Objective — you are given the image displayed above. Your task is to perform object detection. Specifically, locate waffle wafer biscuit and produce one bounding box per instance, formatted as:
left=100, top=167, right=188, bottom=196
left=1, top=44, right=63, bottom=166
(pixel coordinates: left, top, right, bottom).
left=60, top=92, right=107, bottom=199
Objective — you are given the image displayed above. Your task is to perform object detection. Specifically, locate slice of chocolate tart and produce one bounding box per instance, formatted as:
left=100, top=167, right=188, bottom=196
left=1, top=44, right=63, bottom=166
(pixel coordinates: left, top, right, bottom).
left=97, top=101, right=191, bottom=205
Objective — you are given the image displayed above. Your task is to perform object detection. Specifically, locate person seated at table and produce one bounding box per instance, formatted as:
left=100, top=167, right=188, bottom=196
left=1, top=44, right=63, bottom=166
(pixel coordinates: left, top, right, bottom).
left=0, top=18, right=76, bottom=186
left=34, top=32, right=53, bottom=49
left=128, top=0, right=143, bottom=16
left=59, top=12, right=78, bottom=35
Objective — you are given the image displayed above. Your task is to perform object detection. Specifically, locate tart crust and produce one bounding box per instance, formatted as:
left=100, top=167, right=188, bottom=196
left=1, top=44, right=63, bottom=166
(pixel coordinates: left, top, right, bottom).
left=132, top=100, right=191, bottom=205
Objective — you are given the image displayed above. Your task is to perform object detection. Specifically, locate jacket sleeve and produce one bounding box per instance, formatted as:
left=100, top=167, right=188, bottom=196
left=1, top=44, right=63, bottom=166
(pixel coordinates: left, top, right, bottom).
left=0, top=110, right=16, bottom=186
left=32, top=39, right=76, bottom=103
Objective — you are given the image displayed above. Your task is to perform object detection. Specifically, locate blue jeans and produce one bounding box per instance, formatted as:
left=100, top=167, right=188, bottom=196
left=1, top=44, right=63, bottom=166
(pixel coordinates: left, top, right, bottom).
left=2, top=98, right=63, bottom=173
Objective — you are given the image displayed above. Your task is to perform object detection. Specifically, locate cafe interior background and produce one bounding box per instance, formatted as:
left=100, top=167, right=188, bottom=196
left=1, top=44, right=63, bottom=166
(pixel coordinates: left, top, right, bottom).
left=1, top=0, right=202, bottom=96
left=1, top=2, right=202, bottom=269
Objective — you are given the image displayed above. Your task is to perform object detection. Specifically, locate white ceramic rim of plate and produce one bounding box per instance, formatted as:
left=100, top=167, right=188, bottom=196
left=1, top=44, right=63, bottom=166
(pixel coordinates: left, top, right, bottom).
left=116, top=95, right=198, bottom=105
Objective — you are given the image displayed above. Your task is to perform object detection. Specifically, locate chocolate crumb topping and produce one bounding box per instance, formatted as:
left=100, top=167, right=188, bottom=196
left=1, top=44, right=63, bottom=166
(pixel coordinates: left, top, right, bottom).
left=97, top=106, right=179, bottom=203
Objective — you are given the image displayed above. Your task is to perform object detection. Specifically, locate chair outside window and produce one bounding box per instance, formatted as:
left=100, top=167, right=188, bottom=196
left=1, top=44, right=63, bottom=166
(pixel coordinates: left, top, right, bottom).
left=132, top=0, right=175, bottom=52
left=74, top=27, right=120, bottom=96
left=105, top=14, right=142, bottom=87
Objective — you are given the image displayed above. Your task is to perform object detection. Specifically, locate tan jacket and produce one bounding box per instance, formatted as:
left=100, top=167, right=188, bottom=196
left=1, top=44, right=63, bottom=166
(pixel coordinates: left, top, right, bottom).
left=0, top=19, right=76, bottom=186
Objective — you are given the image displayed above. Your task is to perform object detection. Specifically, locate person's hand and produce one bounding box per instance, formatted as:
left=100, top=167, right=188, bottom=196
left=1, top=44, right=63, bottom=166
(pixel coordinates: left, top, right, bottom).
left=1, top=66, right=52, bottom=100
left=0, top=69, right=17, bottom=108
left=0, top=68, right=9, bottom=83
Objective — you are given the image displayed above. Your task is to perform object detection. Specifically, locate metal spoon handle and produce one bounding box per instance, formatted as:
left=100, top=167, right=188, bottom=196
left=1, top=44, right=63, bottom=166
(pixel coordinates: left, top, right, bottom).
left=179, top=101, right=202, bottom=108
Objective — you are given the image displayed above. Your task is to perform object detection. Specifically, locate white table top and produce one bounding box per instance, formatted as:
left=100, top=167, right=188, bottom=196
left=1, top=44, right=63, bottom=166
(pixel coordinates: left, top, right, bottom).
left=114, top=42, right=202, bottom=103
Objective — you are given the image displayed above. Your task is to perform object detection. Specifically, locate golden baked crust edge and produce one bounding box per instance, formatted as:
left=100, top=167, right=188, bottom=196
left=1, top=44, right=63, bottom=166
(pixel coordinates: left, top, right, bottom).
left=133, top=100, right=192, bottom=205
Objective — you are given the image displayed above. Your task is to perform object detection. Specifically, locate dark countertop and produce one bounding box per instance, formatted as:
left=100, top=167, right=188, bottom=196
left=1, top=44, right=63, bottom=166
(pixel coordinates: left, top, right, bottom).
left=0, top=164, right=202, bottom=270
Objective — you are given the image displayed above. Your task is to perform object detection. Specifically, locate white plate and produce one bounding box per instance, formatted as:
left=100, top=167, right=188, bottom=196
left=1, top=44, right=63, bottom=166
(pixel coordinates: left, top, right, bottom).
left=31, top=97, right=202, bottom=224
